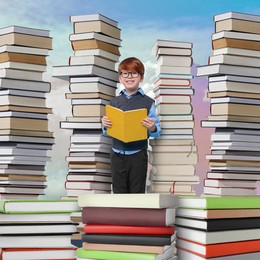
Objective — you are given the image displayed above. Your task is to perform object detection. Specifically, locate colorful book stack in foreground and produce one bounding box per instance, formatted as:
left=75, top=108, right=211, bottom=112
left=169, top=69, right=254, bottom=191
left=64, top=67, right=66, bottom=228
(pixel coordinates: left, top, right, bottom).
left=176, top=196, right=260, bottom=259
left=0, top=199, right=81, bottom=259
left=52, top=13, right=122, bottom=198
left=76, top=193, right=178, bottom=260
left=0, top=25, right=54, bottom=199
left=197, top=11, right=260, bottom=196
left=148, top=39, right=199, bottom=195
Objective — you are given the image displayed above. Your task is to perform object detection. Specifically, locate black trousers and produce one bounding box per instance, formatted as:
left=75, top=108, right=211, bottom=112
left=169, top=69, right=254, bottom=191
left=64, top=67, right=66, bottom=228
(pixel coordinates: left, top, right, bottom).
left=111, top=149, right=148, bottom=193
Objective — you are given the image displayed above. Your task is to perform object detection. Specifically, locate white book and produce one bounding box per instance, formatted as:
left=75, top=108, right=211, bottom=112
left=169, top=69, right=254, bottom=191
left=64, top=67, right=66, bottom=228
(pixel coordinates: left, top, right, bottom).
left=176, top=226, right=260, bottom=244
left=69, top=55, right=116, bottom=70
left=178, top=249, right=260, bottom=260
left=197, top=64, right=260, bottom=78
left=150, top=165, right=195, bottom=175
left=0, top=45, right=49, bottom=55
left=203, top=186, right=256, bottom=196
left=69, top=32, right=121, bottom=46
left=209, top=54, right=260, bottom=68
left=70, top=13, right=118, bottom=27
left=207, top=172, right=260, bottom=181
left=158, top=115, right=193, bottom=121
left=204, top=179, right=257, bottom=188
left=67, top=174, right=112, bottom=182
left=206, top=154, right=260, bottom=161
left=154, top=87, right=194, bottom=96
left=74, top=48, right=120, bottom=62
left=212, top=47, right=260, bottom=58
left=160, top=121, right=195, bottom=129
left=0, top=78, right=51, bottom=92
left=70, top=75, right=117, bottom=87
left=156, top=73, right=193, bottom=80
left=65, top=156, right=110, bottom=164
left=157, top=55, right=192, bottom=66
left=0, top=88, right=46, bottom=98
left=202, top=120, right=260, bottom=130
left=0, top=111, right=47, bottom=119
left=214, top=11, right=260, bottom=23
left=0, top=147, right=47, bottom=156
left=71, top=98, right=109, bottom=105
left=0, top=135, right=54, bottom=144
left=53, top=64, right=118, bottom=82
left=0, top=68, right=43, bottom=81
left=60, top=121, right=102, bottom=129
left=210, top=96, right=260, bottom=105
left=68, top=168, right=110, bottom=174
left=0, top=25, right=50, bottom=37
left=0, top=235, right=73, bottom=248
left=67, top=189, right=111, bottom=196
left=212, top=30, right=260, bottom=41
left=78, top=193, right=178, bottom=208
left=65, top=181, right=111, bottom=190
left=161, top=129, right=193, bottom=135
left=156, top=65, right=192, bottom=75
left=157, top=47, right=192, bottom=56
left=1, top=248, right=76, bottom=259
left=152, top=40, right=192, bottom=56
left=0, top=61, right=46, bottom=72
left=209, top=75, right=260, bottom=84
left=0, top=180, right=47, bottom=187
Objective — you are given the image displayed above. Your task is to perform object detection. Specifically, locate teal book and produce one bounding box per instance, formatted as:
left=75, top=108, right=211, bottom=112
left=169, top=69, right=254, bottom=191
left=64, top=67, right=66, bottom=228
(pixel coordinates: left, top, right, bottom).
left=76, top=248, right=158, bottom=260
left=177, top=196, right=260, bottom=209
left=0, top=199, right=81, bottom=214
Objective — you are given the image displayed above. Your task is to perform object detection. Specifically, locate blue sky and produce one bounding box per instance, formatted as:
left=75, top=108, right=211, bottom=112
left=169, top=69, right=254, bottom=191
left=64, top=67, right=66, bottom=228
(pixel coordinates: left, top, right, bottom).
left=1, top=0, right=260, bottom=198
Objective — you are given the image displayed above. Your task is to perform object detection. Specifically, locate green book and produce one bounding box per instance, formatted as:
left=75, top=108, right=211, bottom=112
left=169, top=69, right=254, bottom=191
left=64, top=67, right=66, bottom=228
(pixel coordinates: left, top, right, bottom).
left=76, top=248, right=158, bottom=260
left=177, top=196, right=260, bottom=209
left=0, top=199, right=81, bottom=214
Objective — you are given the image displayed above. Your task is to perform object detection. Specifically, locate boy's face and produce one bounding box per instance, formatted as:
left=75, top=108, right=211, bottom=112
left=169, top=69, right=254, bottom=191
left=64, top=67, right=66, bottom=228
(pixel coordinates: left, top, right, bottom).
left=119, top=70, right=143, bottom=94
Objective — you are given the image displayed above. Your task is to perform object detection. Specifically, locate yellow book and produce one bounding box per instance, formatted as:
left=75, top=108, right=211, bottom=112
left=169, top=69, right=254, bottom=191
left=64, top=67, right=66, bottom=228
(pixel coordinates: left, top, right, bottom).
left=106, top=105, right=147, bottom=143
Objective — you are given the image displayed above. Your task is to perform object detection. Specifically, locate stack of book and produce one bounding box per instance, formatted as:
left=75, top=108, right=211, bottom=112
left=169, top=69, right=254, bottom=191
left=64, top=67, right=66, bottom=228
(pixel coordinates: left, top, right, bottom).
left=197, top=11, right=260, bottom=197
left=175, top=196, right=260, bottom=260
left=76, top=193, right=178, bottom=260
left=52, top=13, right=122, bottom=198
left=0, top=25, right=54, bottom=199
left=0, top=199, right=81, bottom=259
left=148, top=39, right=199, bottom=195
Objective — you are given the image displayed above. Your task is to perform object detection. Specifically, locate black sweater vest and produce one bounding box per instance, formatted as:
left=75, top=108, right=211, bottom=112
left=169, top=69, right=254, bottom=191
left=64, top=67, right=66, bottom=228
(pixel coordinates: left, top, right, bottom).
left=110, top=92, right=154, bottom=151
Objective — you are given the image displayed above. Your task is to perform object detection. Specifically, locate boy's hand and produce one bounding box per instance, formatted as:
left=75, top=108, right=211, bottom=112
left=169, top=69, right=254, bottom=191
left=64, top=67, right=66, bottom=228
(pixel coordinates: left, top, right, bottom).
left=101, top=116, right=112, bottom=128
left=142, top=117, right=156, bottom=132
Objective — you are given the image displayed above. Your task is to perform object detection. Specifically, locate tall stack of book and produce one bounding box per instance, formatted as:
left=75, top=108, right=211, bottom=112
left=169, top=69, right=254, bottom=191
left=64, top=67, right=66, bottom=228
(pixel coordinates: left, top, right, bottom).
left=175, top=196, right=260, bottom=260
left=0, top=199, right=81, bottom=259
left=0, top=25, right=54, bottom=199
left=52, top=13, right=122, bottom=198
left=148, top=39, right=199, bottom=195
left=76, top=193, right=178, bottom=260
left=197, top=11, right=260, bottom=197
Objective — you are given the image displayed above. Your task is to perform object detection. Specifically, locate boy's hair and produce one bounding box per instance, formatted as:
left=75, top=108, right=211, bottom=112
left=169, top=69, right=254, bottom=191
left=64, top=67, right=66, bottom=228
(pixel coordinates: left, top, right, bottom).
left=118, top=57, right=145, bottom=77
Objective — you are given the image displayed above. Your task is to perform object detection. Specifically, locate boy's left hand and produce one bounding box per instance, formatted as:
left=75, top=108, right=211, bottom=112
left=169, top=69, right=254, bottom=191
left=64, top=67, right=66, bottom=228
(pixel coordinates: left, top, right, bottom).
left=142, top=117, right=156, bottom=132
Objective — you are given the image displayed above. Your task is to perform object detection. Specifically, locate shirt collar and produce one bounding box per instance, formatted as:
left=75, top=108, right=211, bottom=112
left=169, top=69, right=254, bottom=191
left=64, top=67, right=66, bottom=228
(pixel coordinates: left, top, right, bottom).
left=119, top=88, right=145, bottom=97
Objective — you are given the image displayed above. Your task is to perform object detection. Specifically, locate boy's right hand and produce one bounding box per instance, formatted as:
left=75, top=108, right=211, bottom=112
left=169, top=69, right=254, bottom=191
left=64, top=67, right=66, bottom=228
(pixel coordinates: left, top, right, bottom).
left=101, top=116, right=112, bottom=128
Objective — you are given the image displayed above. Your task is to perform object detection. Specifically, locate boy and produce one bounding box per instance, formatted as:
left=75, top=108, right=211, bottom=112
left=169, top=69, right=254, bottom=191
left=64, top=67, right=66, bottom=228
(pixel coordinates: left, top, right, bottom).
left=101, top=57, right=161, bottom=193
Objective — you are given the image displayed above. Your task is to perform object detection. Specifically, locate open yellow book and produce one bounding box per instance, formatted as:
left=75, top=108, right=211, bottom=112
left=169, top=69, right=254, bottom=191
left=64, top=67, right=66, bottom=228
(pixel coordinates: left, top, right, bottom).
left=106, top=105, right=148, bottom=143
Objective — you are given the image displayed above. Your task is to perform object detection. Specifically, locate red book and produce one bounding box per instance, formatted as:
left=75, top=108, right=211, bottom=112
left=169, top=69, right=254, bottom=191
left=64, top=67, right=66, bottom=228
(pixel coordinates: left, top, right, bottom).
left=1, top=248, right=76, bottom=259
left=177, top=238, right=260, bottom=258
left=84, top=224, right=174, bottom=235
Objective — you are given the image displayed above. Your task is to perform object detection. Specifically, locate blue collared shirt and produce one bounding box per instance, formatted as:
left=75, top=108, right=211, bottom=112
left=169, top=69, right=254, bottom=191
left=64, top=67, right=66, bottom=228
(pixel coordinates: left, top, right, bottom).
left=102, top=88, right=161, bottom=154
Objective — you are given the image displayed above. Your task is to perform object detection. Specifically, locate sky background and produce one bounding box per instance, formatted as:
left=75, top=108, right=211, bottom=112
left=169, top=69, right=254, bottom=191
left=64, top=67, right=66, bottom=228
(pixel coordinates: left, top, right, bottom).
left=1, top=0, right=260, bottom=198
